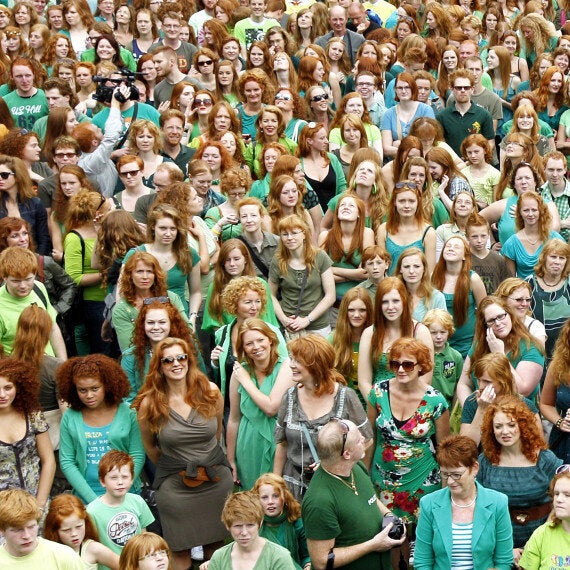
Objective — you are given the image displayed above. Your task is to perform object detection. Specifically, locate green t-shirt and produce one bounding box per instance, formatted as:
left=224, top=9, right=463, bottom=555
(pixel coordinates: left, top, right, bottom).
left=4, top=88, right=49, bottom=130
left=518, top=521, right=570, bottom=570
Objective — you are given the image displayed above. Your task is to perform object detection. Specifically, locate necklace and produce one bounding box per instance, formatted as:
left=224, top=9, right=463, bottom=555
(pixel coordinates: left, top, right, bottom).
left=321, top=466, right=358, bottom=495
left=451, top=494, right=477, bottom=508
left=522, top=229, right=539, bottom=246
left=542, top=275, right=562, bottom=287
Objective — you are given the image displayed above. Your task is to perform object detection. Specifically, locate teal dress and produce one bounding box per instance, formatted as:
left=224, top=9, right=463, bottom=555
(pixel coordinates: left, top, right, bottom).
left=386, top=226, right=432, bottom=275
left=236, top=357, right=285, bottom=490
left=444, top=275, right=477, bottom=358
left=368, top=379, right=448, bottom=523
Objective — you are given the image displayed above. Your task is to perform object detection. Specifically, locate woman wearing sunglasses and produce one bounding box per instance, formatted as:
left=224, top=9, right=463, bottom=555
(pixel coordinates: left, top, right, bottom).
left=304, top=85, right=333, bottom=132
left=367, top=337, right=449, bottom=556
left=134, top=337, right=233, bottom=570
left=478, top=396, right=562, bottom=565
left=415, top=434, right=514, bottom=570
left=186, top=90, right=215, bottom=145
left=190, top=48, right=217, bottom=94
left=455, top=296, right=545, bottom=408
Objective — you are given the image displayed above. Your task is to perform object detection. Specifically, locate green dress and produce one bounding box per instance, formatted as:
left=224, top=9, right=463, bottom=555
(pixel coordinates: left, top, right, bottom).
left=236, top=357, right=285, bottom=490
left=208, top=539, right=295, bottom=570
left=368, top=379, right=448, bottom=524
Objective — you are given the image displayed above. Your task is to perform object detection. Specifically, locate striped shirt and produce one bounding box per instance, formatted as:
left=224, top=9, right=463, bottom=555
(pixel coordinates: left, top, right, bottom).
left=451, top=522, right=474, bottom=569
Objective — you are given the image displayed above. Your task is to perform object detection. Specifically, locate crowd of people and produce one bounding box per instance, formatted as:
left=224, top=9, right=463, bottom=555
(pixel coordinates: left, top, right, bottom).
left=4, top=0, right=570, bottom=568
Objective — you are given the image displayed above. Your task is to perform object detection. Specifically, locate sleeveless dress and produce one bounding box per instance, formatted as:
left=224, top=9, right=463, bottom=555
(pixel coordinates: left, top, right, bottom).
left=155, top=409, right=233, bottom=550
left=79, top=539, right=98, bottom=570
left=368, top=380, right=448, bottom=524
left=444, top=275, right=477, bottom=358
left=386, top=226, right=432, bottom=275
left=236, top=357, right=285, bottom=490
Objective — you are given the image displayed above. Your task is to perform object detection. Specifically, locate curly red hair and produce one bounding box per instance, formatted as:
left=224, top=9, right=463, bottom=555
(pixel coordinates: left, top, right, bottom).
left=480, top=395, right=547, bottom=465
left=56, top=355, right=130, bottom=411
left=0, top=358, right=40, bottom=416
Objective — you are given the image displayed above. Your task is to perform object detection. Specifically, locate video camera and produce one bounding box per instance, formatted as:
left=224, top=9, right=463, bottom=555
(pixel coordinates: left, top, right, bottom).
left=92, top=68, right=141, bottom=104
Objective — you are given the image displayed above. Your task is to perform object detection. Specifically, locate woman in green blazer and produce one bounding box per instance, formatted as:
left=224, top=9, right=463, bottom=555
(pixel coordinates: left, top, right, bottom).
left=414, top=434, right=513, bottom=570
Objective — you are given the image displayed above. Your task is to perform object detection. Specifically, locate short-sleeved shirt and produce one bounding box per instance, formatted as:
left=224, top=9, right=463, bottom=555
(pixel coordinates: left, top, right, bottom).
left=432, top=344, right=464, bottom=406
left=0, top=538, right=84, bottom=570
left=269, top=250, right=333, bottom=330
left=540, top=180, right=570, bottom=242
left=91, top=102, right=160, bottom=133
left=518, top=522, right=570, bottom=570
left=437, top=102, right=495, bottom=156
left=4, top=89, right=49, bottom=130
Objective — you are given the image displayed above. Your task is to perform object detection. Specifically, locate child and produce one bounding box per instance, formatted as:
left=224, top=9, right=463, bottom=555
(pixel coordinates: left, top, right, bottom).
left=44, top=494, right=119, bottom=570
left=0, top=488, right=83, bottom=568
left=119, top=532, right=172, bottom=570
left=86, top=450, right=154, bottom=556
left=252, top=473, right=310, bottom=570
left=422, top=309, right=463, bottom=409
left=465, top=212, right=512, bottom=294
left=355, top=245, right=390, bottom=304
left=460, top=134, right=501, bottom=210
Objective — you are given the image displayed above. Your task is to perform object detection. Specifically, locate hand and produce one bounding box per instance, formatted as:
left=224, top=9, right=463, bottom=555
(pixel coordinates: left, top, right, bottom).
left=220, top=213, right=239, bottom=226
left=157, top=100, right=170, bottom=113
left=232, top=361, right=249, bottom=384
left=558, top=413, right=570, bottom=433
left=75, top=101, right=87, bottom=115
left=116, top=82, right=131, bottom=101
left=509, top=203, right=517, bottom=218
left=210, top=345, right=223, bottom=364
left=513, top=548, right=524, bottom=566
left=356, top=21, right=368, bottom=34
left=229, top=459, right=240, bottom=485
left=52, top=249, right=63, bottom=263
left=370, top=523, right=406, bottom=552
left=491, top=241, right=502, bottom=252
left=486, top=326, right=505, bottom=354
left=287, top=315, right=310, bottom=332
left=199, top=561, right=210, bottom=570
left=188, top=220, right=200, bottom=238
left=439, top=174, right=450, bottom=192
left=476, top=384, right=496, bottom=410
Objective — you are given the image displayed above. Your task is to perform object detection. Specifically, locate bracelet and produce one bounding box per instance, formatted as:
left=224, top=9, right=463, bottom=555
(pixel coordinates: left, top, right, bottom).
left=556, top=417, right=564, bottom=429
left=190, top=312, right=198, bottom=317
left=307, top=314, right=313, bottom=323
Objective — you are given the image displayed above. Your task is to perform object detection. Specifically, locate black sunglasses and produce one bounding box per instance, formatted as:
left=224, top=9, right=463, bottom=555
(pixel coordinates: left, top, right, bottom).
left=331, top=418, right=350, bottom=457
left=395, top=181, right=418, bottom=189
left=197, top=59, right=213, bottom=67
left=0, top=172, right=14, bottom=180
left=310, top=93, right=329, bottom=102
left=389, top=359, right=419, bottom=372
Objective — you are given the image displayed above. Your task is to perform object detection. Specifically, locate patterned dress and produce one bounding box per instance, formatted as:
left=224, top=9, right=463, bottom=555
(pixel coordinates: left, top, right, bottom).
left=368, top=380, right=448, bottom=523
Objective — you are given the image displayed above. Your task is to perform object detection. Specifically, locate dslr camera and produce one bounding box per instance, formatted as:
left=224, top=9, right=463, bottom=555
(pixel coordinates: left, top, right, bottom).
left=92, top=68, right=140, bottom=104
left=382, top=513, right=405, bottom=540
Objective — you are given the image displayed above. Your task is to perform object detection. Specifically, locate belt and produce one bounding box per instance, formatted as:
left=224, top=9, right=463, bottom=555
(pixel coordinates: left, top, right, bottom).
left=509, top=502, right=552, bottom=525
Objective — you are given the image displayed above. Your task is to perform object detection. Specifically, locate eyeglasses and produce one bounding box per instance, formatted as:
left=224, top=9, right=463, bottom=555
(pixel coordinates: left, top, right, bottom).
left=356, top=81, right=374, bottom=87
left=119, top=169, right=141, bottom=177
left=143, top=296, right=170, bottom=305
left=395, top=85, right=411, bottom=91
left=161, top=353, right=188, bottom=365
left=388, top=360, right=419, bottom=372
left=275, top=93, right=292, bottom=101
left=229, top=191, right=246, bottom=198
left=331, top=418, right=350, bottom=457
left=197, top=59, right=214, bottom=67
left=87, top=35, right=101, bottom=43
left=140, top=550, right=168, bottom=561
left=280, top=230, right=304, bottom=238
left=453, top=85, right=472, bottom=91
left=395, top=181, right=418, bottom=189
left=54, top=152, right=77, bottom=159
left=485, top=312, right=508, bottom=327
left=194, top=98, right=212, bottom=107
left=556, top=464, right=570, bottom=474
left=507, top=141, right=524, bottom=148
left=440, top=469, right=467, bottom=481
left=0, top=172, right=15, bottom=180
left=508, top=296, right=531, bottom=304
left=310, top=93, right=329, bottom=102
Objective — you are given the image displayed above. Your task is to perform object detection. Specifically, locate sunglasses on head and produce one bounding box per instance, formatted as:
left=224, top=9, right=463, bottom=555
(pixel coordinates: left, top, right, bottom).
left=331, top=418, right=350, bottom=456
left=143, top=296, right=170, bottom=305
left=395, top=181, right=418, bottom=190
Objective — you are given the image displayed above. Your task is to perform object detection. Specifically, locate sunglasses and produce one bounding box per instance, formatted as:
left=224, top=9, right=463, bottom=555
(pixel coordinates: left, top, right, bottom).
left=0, top=172, right=15, bottom=180
left=197, top=59, right=214, bottom=67
left=194, top=98, right=212, bottom=107
left=395, top=181, right=418, bottom=189
left=119, top=169, right=141, bottom=177
left=453, top=85, right=472, bottom=91
left=143, top=296, right=170, bottom=305
left=275, top=93, right=292, bottom=101
left=310, top=93, right=329, bottom=102
left=388, top=360, right=419, bottom=372
left=331, top=418, right=350, bottom=457
left=161, top=353, right=188, bottom=365
left=556, top=464, right=570, bottom=474
left=54, top=152, right=77, bottom=159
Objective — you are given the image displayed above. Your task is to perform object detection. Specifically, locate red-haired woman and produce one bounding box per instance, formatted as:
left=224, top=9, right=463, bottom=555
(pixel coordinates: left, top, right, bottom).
left=432, top=236, right=487, bottom=358
left=269, top=214, right=335, bottom=339
left=127, top=9, right=159, bottom=61
left=58, top=354, right=144, bottom=504
left=357, top=277, right=434, bottom=399
left=134, top=337, right=233, bottom=569
left=319, top=193, right=375, bottom=311
left=456, top=296, right=545, bottom=407
left=478, top=396, right=562, bottom=560
left=61, top=0, right=94, bottom=58
left=381, top=135, right=423, bottom=195
left=367, top=337, right=450, bottom=525
left=274, top=334, right=372, bottom=500
left=534, top=65, right=568, bottom=133
left=0, top=357, right=55, bottom=512
left=376, top=179, right=436, bottom=276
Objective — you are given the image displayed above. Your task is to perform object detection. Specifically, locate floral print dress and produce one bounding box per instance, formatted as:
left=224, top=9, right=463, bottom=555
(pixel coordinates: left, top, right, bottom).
left=368, top=379, right=448, bottom=523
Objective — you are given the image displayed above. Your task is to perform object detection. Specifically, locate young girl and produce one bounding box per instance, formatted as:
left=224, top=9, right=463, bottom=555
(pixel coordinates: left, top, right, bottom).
left=460, top=135, right=500, bottom=210
left=252, top=473, right=310, bottom=570
left=44, top=494, right=119, bottom=570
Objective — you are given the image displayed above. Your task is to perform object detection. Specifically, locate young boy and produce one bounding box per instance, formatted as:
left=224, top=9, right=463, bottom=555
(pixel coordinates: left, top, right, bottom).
left=466, top=213, right=512, bottom=294
left=87, top=450, right=154, bottom=556
left=233, top=0, right=280, bottom=56
left=0, top=489, right=83, bottom=568
left=355, top=245, right=390, bottom=304
left=423, top=309, right=463, bottom=408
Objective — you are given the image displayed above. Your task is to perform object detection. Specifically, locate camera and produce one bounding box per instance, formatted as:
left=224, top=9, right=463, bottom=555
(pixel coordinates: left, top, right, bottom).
left=382, top=513, right=405, bottom=540
left=92, top=68, right=140, bottom=104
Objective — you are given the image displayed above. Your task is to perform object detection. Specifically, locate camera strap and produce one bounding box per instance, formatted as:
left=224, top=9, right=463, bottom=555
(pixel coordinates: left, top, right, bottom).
left=115, top=102, right=139, bottom=150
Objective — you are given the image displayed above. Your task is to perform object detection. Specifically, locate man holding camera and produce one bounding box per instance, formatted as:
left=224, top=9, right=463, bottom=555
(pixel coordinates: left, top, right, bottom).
left=302, top=419, right=405, bottom=570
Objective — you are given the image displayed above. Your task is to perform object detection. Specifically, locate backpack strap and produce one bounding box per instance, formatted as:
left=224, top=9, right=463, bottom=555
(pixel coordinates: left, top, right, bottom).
left=32, top=283, right=48, bottom=309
